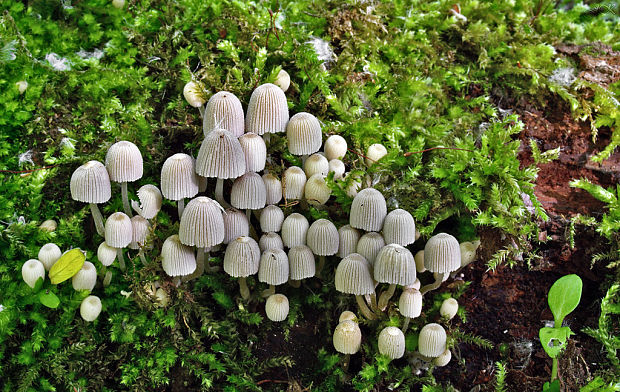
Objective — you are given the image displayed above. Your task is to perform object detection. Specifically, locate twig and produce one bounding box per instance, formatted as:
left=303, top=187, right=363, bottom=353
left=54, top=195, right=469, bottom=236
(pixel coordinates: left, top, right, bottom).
left=403, top=147, right=474, bottom=156
left=256, top=379, right=289, bottom=386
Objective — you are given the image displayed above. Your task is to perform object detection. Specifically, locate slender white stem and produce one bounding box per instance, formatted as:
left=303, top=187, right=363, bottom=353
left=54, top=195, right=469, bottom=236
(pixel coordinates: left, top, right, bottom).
left=89, top=203, right=105, bottom=236
left=121, top=182, right=132, bottom=217
left=378, top=284, right=397, bottom=310
left=215, top=178, right=231, bottom=208
left=116, top=248, right=126, bottom=271
left=177, top=199, right=185, bottom=220
left=420, top=272, right=446, bottom=294
left=402, top=317, right=411, bottom=333
left=239, top=277, right=250, bottom=300
left=356, top=295, right=377, bottom=320
left=198, top=105, right=205, bottom=119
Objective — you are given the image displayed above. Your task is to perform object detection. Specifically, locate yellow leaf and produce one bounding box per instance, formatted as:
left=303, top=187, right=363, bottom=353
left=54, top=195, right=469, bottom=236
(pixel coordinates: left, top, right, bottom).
left=49, top=248, right=85, bottom=284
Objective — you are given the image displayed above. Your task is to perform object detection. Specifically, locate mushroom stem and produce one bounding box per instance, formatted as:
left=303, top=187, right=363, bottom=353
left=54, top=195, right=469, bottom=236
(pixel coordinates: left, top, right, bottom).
left=316, top=255, right=326, bottom=277
left=138, top=249, right=147, bottom=265
left=342, top=354, right=351, bottom=372
left=120, top=182, right=132, bottom=217
left=370, top=292, right=380, bottom=314
left=198, top=176, right=207, bottom=193
left=378, top=284, right=396, bottom=311
left=263, top=133, right=271, bottom=145
left=215, top=178, right=231, bottom=209
left=239, top=277, right=250, bottom=300
left=198, top=105, right=205, bottom=119
left=89, top=203, right=105, bottom=236
left=289, top=279, right=301, bottom=288
left=301, top=154, right=309, bottom=164
left=247, top=210, right=259, bottom=240
left=356, top=295, right=377, bottom=320
left=177, top=199, right=185, bottom=220
left=420, top=272, right=446, bottom=294
left=103, top=271, right=113, bottom=287
left=116, top=248, right=126, bottom=271
left=261, top=284, right=276, bottom=298
left=402, top=317, right=411, bottom=333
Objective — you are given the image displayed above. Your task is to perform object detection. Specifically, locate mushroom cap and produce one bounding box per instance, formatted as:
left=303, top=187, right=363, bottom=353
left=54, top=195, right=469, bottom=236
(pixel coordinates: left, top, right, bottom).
left=246, top=83, right=289, bottom=135
left=178, top=197, right=225, bottom=248
left=338, top=225, right=360, bottom=258
left=303, top=153, right=329, bottom=178
left=39, top=219, right=58, bottom=232
left=459, top=241, right=479, bottom=268
left=335, top=253, right=375, bottom=295
left=195, top=128, right=246, bottom=179
left=22, top=259, right=45, bottom=288
left=350, top=188, right=387, bottom=232
left=356, top=232, right=385, bottom=266
left=304, top=174, right=331, bottom=206
left=286, top=112, right=322, bottom=155
left=288, top=245, right=316, bottom=280
left=281, top=213, right=309, bottom=248
left=258, top=248, right=289, bottom=286
left=105, top=212, right=133, bottom=248
left=38, top=243, right=62, bottom=271
left=105, top=141, right=143, bottom=183
left=399, top=287, right=422, bottom=318
left=160, top=153, right=199, bottom=201
left=365, top=143, right=388, bottom=166
left=132, top=184, right=162, bottom=219
left=333, top=320, right=362, bottom=355
left=282, top=166, right=306, bottom=200
left=274, top=69, right=291, bottom=92
left=338, top=310, right=358, bottom=323
left=374, top=244, right=416, bottom=286
left=231, top=172, right=267, bottom=210
left=97, top=242, right=117, bottom=266
left=183, top=81, right=205, bottom=108
left=440, top=298, right=459, bottom=320
left=414, top=250, right=426, bottom=273
left=423, top=233, right=461, bottom=273
left=433, top=349, right=452, bottom=367
left=223, top=236, right=260, bottom=277
left=203, top=91, right=244, bottom=137
left=80, top=295, right=102, bottom=322
left=328, top=159, right=345, bottom=180
left=382, top=209, right=416, bottom=247
left=265, top=293, right=289, bottom=322
left=418, top=323, right=447, bottom=357
left=260, top=205, right=285, bottom=233
left=129, top=215, right=151, bottom=250
left=378, top=326, right=406, bottom=359
left=239, top=132, right=266, bottom=172
left=307, top=219, right=339, bottom=256
left=161, top=234, right=197, bottom=277
left=72, top=261, right=97, bottom=291
left=222, top=208, right=250, bottom=244
left=70, top=160, right=111, bottom=203
left=324, top=135, right=347, bottom=161
left=259, top=232, right=284, bottom=252
left=262, top=173, right=283, bottom=205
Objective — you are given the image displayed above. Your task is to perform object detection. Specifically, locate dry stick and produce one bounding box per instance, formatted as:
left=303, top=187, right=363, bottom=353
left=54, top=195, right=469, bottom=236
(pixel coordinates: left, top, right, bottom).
left=120, top=182, right=132, bottom=217
left=378, top=284, right=396, bottom=311
left=89, top=203, right=105, bottom=236
left=403, top=147, right=474, bottom=156
left=356, top=295, right=377, bottom=320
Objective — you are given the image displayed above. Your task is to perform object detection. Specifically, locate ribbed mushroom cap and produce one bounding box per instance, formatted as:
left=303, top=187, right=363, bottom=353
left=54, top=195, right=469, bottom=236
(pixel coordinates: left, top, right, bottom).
left=260, top=205, right=285, bottom=233
left=223, top=236, right=260, bottom=277
left=374, top=244, right=416, bottom=286
left=423, top=233, right=461, bottom=273
left=38, top=243, right=62, bottom=271
left=97, top=242, right=117, bottom=266
left=333, top=320, right=362, bottom=355
left=22, top=259, right=45, bottom=288
left=281, top=213, right=309, bottom=248
left=356, top=232, right=385, bottom=266
left=183, top=81, right=205, bottom=108
left=350, top=188, right=387, bottom=232
left=282, top=166, right=306, bottom=200
left=132, top=184, right=162, bottom=219
left=262, top=173, right=283, bottom=205
left=246, top=83, right=289, bottom=135
left=195, top=128, right=246, bottom=179
left=304, top=174, right=331, bottom=206
left=265, top=293, right=289, bottom=322
left=328, top=159, right=345, bottom=180
left=258, top=248, right=289, bottom=285
left=259, top=232, right=284, bottom=252
left=307, top=219, right=339, bottom=256
left=288, top=245, right=316, bottom=280
left=399, top=287, right=422, bottom=318
left=382, top=209, right=416, bottom=247
left=80, top=295, right=102, bottom=322
left=365, top=143, right=388, bottom=166
left=161, top=234, right=197, bottom=277
left=70, top=160, right=111, bottom=203
left=105, top=141, right=143, bottom=183
left=287, top=112, right=322, bottom=155
left=459, top=241, right=478, bottom=268
left=203, top=91, right=244, bottom=137
left=324, top=135, right=347, bottom=161
left=338, top=225, right=360, bottom=258
left=339, top=310, right=358, bottom=323
left=72, top=261, right=97, bottom=291
left=222, top=208, right=250, bottom=244
left=105, top=212, right=132, bottom=248
left=335, top=253, right=374, bottom=295
left=378, top=327, right=406, bottom=359
left=303, top=153, right=329, bottom=178
left=418, top=323, right=447, bottom=357
left=414, top=250, right=426, bottom=273
left=129, top=215, right=151, bottom=250
left=434, top=349, right=452, bottom=367
left=231, top=172, right=267, bottom=210
left=440, top=298, right=459, bottom=320
left=178, top=197, right=225, bottom=248
left=239, top=133, right=266, bottom=172
left=274, top=69, right=291, bottom=92
left=160, top=153, right=199, bottom=201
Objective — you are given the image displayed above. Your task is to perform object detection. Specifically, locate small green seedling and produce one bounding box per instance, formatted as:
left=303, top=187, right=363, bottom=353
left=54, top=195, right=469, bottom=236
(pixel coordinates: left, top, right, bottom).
left=539, top=274, right=583, bottom=392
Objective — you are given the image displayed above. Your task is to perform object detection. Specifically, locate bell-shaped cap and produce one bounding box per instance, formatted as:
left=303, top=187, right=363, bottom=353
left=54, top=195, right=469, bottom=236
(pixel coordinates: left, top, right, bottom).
left=365, top=143, right=387, bottom=166
left=258, top=248, right=289, bottom=286
left=282, top=166, right=306, bottom=200
left=440, top=298, right=459, bottom=320
left=382, top=209, right=416, bottom=247
left=274, top=69, right=291, bottom=92
left=105, top=141, right=143, bottom=183
left=105, top=212, right=132, bottom=248
left=22, top=259, right=45, bottom=288
left=328, top=159, right=345, bottom=180
left=378, top=327, right=405, bottom=359
left=304, top=174, right=331, bottom=206
left=307, top=219, right=339, bottom=256
left=338, top=225, right=360, bottom=258
left=459, top=241, right=479, bottom=268
left=263, top=173, right=283, bottom=205
left=288, top=245, right=315, bottom=280
left=239, top=133, right=266, bottom=172
left=178, top=197, right=225, bottom=248
left=223, top=208, right=250, bottom=244
left=97, top=242, right=117, bottom=266
left=129, top=215, right=151, bottom=250
left=196, top=128, right=246, bottom=179
left=265, top=293, right=289, bottom=322
left=399, top=287, right=422, bottom=318
left=434, top=349, right=452, bottom=367
left=374, top=244, right=416, bottom=286
left=70, top=160, right=111, bottom=203
left=203, top=91, right=244, bottom=137
left=356, top=232, right=385, bottom=266
left=80, top=295, right=102, bottom=322
left=281, top=213, right=309, bottom=248
left=350, top=188, right=387, bottom=232
left=231, top=172, right=267, bottom=210
left=183, top=81, right=205, bottom=108
left=38, top=243, right=62, bottom=271
left=72, top=261, right=97, bottom=291
left=259, top=232, right=284, bottom=252
left=418, top=323, right=447, bottom=357
left=424, top=233, right=460, bottom=273
left=161, top=234, right=196, bottom=277
left=333, top=320, right=361, bottom=355
left=335, top=253, right=374, bottom=295
left=303, top=153, right=329, bottom=178
left=324, top=135, right=347, bottom=161
left=160, top=153, right=199, bottom=201
left=287, top=112, right=322, bottom=155
left=132, top=184, right=162, bottom=219
left=246, top=83, right=289, bottom=135
left=223, top=236, right=260, bottom=277
left=260, top=205, right=285, bottom=233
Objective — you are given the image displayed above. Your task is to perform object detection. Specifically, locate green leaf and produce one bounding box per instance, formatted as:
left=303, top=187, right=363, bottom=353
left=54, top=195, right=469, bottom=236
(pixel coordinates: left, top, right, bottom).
left=539, top=326, right=573, bottom=358
left=33, top=277, right=44, bottom=292
left=38, top=290, right=60, bottom=309
left=548, top=274, right=583, bottom=326
left=49, top=248, right=86, bottom=284
left=543, top=379, right=560, bottom=392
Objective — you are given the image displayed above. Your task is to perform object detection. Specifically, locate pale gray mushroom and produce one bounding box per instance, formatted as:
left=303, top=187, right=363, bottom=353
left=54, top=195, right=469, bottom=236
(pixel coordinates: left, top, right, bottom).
left=365, top=143, right=388, bottom=166
left=382, top=209, right=416, bottom=247
left=338, top=225, right=360, bottom=258
left=378, top=327, right=405, bottom=360
left=223, top=236, right=260, bottom=300
left=130, top=215, right=150, bottom=265
left=306, top=219, right=339, bottom=275
left=70, top=160, right=111, bottom=236
left=440, top=298, right=459, bottom=320
left=421, top=233, right=460, bottom=294
left=350, top=188, right=387, bottom=232
left=239, top=133, right=267, bottom=172
left=418, top=323, right=447, bottom=358
left=286, top=112, right=322, bottom=157
left=450, top=240, right=481, bottom=278
left=259, top=232, right=284, bottom=252
left=262, top=173, right=283, bottom=205
left=265, top=293, right=289, bottom=322
left=72, top=261, right=97, bottom=291
left=356, top=232, right=385, bottom=266
left=399, top=287, right=422, bottom=332
left=104, top=212, right=132, bottom=271
left=304, top=174, right=331, bottom=206
left=80, top=295, right=102, bottom=322
left=160, top=153, right=199, bottom=219
left=105, top=141, right=143, bottom=217
left=245, top=83, right=289, bottom=144
left=39, top=219, right=57, bottom=232
left=324, top=135, right=347, bottom=161
left=335, top=253, right=377, bottom=320
left=333, top=320, right=362, bottom=370
left=288, top=245, right=315, bottom=287
left=274, top=69, right=291, bottom=92
left=260, top=205, right=284, bottom=233
left=374, top=244, right=416, bottom=310
left=161, top=234, right=196, bottom=278
left=434, top=349, right=452, bottom=367
left=303, top=153, right=329, bottom=178
left=222, top=208, right=250, bottom=244
left=97, top=242, right=117, bottom=267
left=131, top=184, right=162, bottom=220
left=281, top=213, right=309, bottom=248
left=231, top=172, right=267, bottom=222
left=22, top=259, right=45, bottom=288
left=258, top=248, right=289, bottom=297
left=203, top=91, right=244, bottom=137
left=328, top=159, right=345, bottom=180
left=38, top=243, right=62, bottom=271
left=282, top=166, right=306, bottom=201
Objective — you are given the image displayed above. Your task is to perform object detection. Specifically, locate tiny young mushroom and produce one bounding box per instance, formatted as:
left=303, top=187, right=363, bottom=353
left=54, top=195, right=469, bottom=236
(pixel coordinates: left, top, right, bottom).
left=274, top=69, right=291, bottom=92
left=80, top=295, right=102, bottom=322
left=303, top=153, right=329, bottom=178
left=38, top=243, right=62, bottom=271
left=334, top=253, right=377, bottom=320
left=365, top=143, right=388, bottom=166
left=105, top=141, right=143, bottom=217
left=131, top=184, right=162, bottom=220
left=223, top=236, right=260, bottom=300
left=222, top=208, right=250, bottom=245
left=433, top=349, right=452, bottom=367
left=288, top=245, right=316, bottom=287
left=374, top=244, right=416, bottom=311
left=328, top=159, right=345, bottom=180
left=129, top=215, right=151, bottom=265
left=265, top=293, right=289, bottom=322
left=304, top=174, right=331, bottom=206
left=338, top=225, right=361, bottom=259
left=161, top=234, right=197, bottom=279
left=286, top=112, right=322, bottom=161
left=418, top=323, right=447, bottom=359
left=97, top=242, right=117, bottom=267
left=259, top=232, right=284, bottom=252
left=22, top=259, right=45, bottom=288
left=70, top=160, right=111, bottom=236
left=382, top=209, right=416, bottom=247
left=203, top=91, right=244, bottom=137
left=183, top=80, right=206, bottom=118
left=333, top=319, right=362, bottom=371
left=350, top=188, right=388, bottom=232
left=72, top=261, right=97, bottom=291
left=282, top=166, right=307, bottom=202
left=399, top=285, right=423, bottom=332
left=306, top=218, right=339, bottom=276
left=324, top=134, right=347, bottom=161
left=262, top=173, right=283, bottom=206
left=356, top=232, right=386, bottom=266
left=378, top=326, right=406, bottom=360
left=239, top=133, right=267, bottom=173
left=450, top=240, right=481, bottom=278
left=258, top=248, right=289, bottom=297
left=420, top=233, right=461, bottom=294
left=245, top=83, right=289, bottom=144
left=339, top=310, right=358, bottom=323
left=281, top=213, right=309, bottom=248
left=260, top=205, right=285, bottom=233
left=439, top=297, right=459, bottom=320
left=104, top=212, right=133, bottom=271
left=160, top=153, right=199, bottom=219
